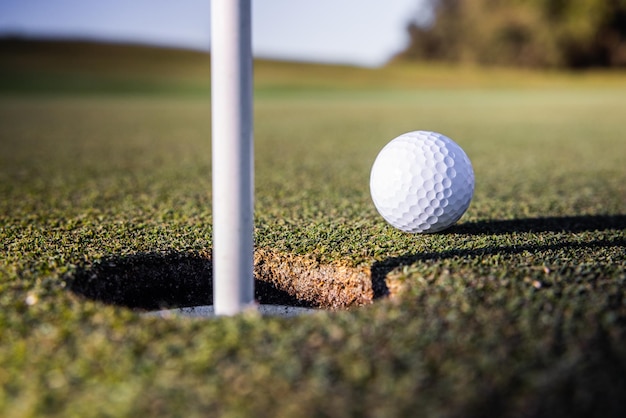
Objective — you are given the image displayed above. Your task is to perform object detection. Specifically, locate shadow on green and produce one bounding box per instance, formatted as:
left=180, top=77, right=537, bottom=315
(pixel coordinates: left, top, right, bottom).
left=372, top=214, right=625, bottom=292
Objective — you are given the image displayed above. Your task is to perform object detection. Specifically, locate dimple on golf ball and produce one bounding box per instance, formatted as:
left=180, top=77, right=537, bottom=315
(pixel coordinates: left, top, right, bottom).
left=370, top=131, right=474, bottom=233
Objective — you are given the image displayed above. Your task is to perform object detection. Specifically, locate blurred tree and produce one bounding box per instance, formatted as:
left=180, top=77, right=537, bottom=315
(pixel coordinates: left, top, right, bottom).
left=396, top=0, right=626, bottom=68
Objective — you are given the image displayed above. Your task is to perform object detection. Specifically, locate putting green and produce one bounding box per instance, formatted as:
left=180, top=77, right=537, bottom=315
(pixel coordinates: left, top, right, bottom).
left=1, top=41, right=626, bottom=417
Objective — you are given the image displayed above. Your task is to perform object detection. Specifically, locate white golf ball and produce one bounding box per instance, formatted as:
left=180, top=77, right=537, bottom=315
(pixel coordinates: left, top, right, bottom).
left=370, top=131, right=474, bottom=233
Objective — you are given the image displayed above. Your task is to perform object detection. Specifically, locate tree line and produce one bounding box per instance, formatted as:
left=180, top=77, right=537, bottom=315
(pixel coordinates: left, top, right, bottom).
left=396, top=0, right=626, bottom=68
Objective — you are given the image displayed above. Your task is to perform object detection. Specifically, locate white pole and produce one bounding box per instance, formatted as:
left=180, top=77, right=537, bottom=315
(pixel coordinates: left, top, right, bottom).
left=211, top=0, right=254, bottom=315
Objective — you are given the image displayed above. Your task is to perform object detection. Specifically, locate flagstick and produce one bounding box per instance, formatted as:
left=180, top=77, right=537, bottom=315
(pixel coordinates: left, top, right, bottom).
left=211, top=0, right=254, bottom=315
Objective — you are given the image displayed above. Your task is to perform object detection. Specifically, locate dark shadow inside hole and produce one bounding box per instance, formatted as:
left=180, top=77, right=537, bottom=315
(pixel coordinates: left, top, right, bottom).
left=66, top=252, right=315, bottom=311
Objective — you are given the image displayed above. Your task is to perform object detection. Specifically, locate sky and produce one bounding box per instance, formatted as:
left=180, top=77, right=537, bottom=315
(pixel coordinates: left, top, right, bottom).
left=0, top=0, right=428, bottom=67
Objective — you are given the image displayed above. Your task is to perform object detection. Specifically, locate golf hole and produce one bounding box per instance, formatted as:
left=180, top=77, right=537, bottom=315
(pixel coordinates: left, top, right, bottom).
left=67, top=249, right=391, bottom=318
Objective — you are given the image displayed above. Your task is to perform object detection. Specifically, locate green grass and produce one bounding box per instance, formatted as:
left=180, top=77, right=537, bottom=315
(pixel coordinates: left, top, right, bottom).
left=1, top=40, right=626, bottom=417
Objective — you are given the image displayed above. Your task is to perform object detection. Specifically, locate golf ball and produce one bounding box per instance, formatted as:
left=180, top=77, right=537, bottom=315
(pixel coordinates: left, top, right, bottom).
left=370, top=131, right=474, bottom=233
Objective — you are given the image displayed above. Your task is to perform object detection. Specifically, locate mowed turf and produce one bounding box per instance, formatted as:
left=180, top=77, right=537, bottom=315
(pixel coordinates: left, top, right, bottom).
left=1, top=41, right=626, bottom=417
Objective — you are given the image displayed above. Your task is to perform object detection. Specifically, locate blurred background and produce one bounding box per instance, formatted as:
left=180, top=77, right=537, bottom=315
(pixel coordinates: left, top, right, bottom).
left=1, top=0, right=625, bottom=69
left=0, top=0, right=421, bottom=67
